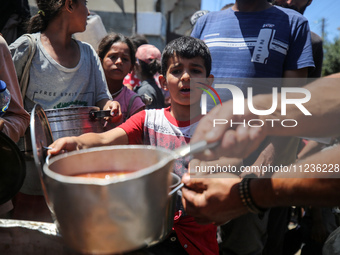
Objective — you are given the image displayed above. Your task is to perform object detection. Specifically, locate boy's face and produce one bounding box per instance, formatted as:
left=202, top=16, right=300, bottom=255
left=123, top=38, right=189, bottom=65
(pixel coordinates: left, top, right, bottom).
left=159, top=54, right=212, bottom=107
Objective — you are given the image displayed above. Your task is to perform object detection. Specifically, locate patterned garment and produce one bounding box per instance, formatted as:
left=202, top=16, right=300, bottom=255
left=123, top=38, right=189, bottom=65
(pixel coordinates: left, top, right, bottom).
left=118, top=107, right=200, bottom=177
left=118, top=107, right=218, bottom=254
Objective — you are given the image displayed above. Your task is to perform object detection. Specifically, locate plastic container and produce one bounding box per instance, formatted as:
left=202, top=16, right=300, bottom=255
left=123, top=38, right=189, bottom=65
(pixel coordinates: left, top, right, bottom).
left=73, top=14, right=107, bottom=50
left=0, top=80, right=11, bottom=117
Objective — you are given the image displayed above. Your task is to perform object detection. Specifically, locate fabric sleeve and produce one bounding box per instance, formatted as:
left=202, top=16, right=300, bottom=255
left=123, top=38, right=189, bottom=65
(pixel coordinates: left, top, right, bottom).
left=191, top=24, right=200, bottom=38
left=284, top=19, right=315, bottom=71
left=84, top=42, right=112, bottom=103
left=118, top=110, right=146, bottom=144
left=0, top=36, right=30, bottom=142
left=9, top=34, right=31, bottom=81
left=137, top=85, right=155, bottom=100
left=174, top=215, right=219, bottom=255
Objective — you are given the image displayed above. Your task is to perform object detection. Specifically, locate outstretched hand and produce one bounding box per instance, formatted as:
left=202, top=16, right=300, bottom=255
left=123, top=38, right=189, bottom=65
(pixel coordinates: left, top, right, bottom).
left=181, top=173, right=248, bottom=225
left=47, top=136, right=80, bottom=156
left=191, top=102, right=268, bottom=161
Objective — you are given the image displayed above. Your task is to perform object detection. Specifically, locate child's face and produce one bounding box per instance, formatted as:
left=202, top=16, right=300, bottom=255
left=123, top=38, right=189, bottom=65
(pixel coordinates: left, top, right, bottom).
left=160, top=55, right=210, bottom=107
left=102, top=42, right=133, bottom=82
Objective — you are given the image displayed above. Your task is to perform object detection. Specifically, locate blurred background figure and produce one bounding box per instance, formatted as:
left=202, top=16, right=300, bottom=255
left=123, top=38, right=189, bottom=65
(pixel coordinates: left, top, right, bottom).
left=272, top=0, right=323, bottom=78
left=190, top=10, right=210, bottom=27
left=0, top=0, right=31, bottom=45
left=134, top=44, right=165, bottom=109
left=123, top=34, right=149, bottom=90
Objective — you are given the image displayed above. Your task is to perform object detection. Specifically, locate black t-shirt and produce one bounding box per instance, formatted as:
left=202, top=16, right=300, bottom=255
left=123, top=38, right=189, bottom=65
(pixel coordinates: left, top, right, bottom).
left=134, top=78, right=165, bottom=110
left=0, top=0, right=31, bottom=32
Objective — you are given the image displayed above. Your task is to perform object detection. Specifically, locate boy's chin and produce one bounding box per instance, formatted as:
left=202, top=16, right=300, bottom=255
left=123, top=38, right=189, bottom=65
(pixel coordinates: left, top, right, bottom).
left=189, top=99, right=202, bottom=107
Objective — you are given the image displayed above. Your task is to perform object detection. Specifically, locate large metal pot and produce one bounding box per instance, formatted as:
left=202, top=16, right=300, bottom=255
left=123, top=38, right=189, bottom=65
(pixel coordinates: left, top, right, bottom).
left=31, top=105, right=216, bottom=254
left=149, top=172, right=181, bottom=246
left=0, top=174, right=181, bottom=255
left=18, top=106, right=109, bottom=159
left=44, top=106, right=109, bottom=140
left=43, top=145, right=178, bottom=254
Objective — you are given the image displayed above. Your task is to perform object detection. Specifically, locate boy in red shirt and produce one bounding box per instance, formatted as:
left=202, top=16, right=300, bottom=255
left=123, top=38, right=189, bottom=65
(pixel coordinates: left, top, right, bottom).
left=50, top=36, right=218, bottom=254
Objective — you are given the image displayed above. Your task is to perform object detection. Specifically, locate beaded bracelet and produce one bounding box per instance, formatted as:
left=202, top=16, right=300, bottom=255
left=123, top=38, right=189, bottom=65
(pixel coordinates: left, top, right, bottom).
left=239, top=176, right=267, bottom=215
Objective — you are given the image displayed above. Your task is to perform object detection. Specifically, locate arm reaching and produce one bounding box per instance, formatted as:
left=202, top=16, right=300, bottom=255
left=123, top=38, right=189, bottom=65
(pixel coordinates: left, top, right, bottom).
left=48, top=127, right=128, bottom=155
left=182, top=144, right=340, bottom=225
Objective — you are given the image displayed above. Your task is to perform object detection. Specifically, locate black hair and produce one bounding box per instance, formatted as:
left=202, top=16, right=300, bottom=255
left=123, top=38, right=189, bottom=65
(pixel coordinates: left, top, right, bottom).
left=221, top=3, right=234, bottom=10
left=161, top=36, right=212, bottom=77
left=138, top=59, right=161, bottom=78
left=27, top=0, right=69, bottom=33
left=97, top=33, right=136, bottom=68
left=129, top=34, right=149, bottom=50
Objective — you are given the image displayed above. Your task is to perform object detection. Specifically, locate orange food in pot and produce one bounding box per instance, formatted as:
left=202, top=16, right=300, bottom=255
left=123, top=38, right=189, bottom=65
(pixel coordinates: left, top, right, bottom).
left=73, top=171, right=133, bottom=179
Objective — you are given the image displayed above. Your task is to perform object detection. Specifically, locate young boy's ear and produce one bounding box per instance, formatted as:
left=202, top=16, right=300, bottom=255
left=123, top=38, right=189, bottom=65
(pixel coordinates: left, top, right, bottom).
left=206, top=74, right=214, bottom=87
left=159, top=75, right=168, bottom=91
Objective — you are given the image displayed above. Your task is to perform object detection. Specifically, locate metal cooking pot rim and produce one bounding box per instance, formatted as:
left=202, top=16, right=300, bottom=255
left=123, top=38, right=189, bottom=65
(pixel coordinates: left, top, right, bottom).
left=43, top=145, right=176, bottom=186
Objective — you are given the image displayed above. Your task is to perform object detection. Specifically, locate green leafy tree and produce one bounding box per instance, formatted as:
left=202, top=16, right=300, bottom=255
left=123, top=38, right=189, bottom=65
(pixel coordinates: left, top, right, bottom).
left=322, top=37, right=340, bottom=76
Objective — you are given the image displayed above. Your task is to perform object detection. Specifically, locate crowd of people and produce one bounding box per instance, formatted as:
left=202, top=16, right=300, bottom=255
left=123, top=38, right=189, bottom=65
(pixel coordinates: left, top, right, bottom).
left=0, top=0, right=339, bottom=254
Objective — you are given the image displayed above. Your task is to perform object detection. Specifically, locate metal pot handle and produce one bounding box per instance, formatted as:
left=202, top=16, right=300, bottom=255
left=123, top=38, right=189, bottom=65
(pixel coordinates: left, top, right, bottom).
left=45, top=154, right=51, bottom=166
left=173, top=140, right=220, bottom=159
left=89, top=110, right=111, bottom=120
left=168, top=183, right=184, bottom=196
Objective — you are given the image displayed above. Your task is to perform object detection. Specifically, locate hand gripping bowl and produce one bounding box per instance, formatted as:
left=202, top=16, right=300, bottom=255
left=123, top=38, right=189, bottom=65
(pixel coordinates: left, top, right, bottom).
left=31, top=104, right=217, bottom=254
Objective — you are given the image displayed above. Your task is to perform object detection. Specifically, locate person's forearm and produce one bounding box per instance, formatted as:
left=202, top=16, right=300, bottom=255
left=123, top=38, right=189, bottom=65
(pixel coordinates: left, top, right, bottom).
left=77, top=127, right=128, bottom=148
left=256, top=73, right=340, bottom=138
left=250, top=144, right=340, bottom=208
left=0, top=36, right=30, bottom=142
left=252, top=177, right=340, bottom=208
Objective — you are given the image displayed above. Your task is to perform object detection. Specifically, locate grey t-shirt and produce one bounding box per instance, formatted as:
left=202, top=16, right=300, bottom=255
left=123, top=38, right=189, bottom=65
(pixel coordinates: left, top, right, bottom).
left=10, top=32, right=112, bottom=112
left=9, top=33, right=112, bottom=195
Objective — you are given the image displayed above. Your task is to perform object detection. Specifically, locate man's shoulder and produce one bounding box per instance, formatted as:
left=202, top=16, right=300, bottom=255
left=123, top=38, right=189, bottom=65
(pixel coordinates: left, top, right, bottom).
left=310, top=31, right=323, bottom=44
left=196, top=9, right=231, bottom=24
left=271, top=5, right=308, bottom=22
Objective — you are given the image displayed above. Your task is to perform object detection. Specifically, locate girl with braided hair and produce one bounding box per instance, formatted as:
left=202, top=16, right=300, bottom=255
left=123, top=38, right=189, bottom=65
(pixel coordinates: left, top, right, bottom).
left=8, top=0, right=120, bottom=222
